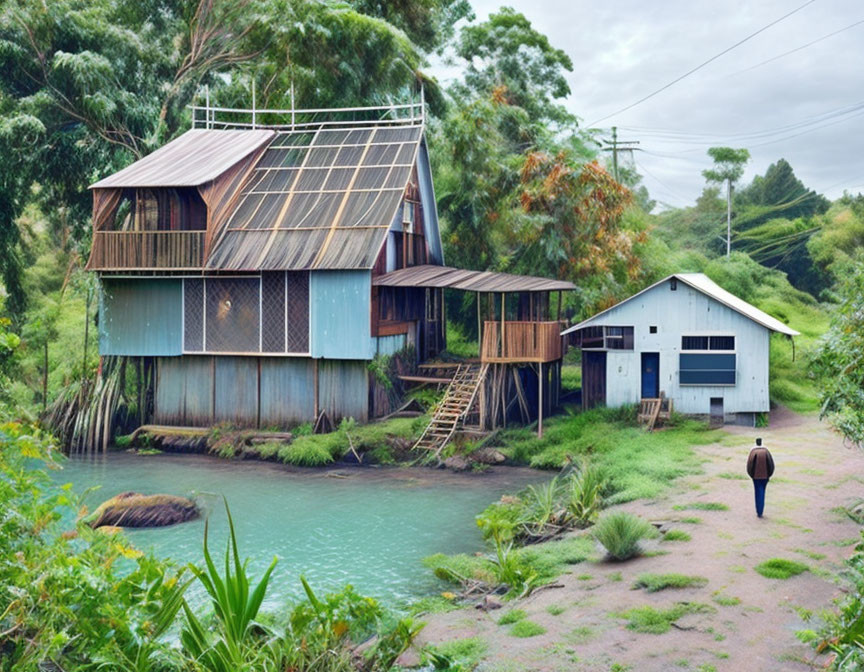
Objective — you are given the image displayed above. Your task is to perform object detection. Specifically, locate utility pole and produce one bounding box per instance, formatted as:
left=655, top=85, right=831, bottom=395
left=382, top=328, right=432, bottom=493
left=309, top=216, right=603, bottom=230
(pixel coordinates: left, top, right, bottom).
left=601, top=127, right=641, bottom=182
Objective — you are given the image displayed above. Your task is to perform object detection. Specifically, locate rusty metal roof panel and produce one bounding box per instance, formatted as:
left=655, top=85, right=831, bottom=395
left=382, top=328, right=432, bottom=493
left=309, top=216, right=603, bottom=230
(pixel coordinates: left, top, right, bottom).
left=372, top=265, right=576, bottom=292
left=205, top=124, right=422, bottom=271
left=90, top=129, right=276, bottom=188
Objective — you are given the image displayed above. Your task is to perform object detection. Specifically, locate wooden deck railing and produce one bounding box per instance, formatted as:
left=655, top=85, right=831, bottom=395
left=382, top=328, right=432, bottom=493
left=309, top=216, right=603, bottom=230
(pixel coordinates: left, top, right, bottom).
left=481, top=321, right=564, bottom=363
left=88, top=231, right=205, bottom=270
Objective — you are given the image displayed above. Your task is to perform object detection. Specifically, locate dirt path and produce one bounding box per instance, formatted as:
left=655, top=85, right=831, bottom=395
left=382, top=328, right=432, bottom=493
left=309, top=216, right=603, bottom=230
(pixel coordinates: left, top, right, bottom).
left=412, top=409, right=864, bottom=671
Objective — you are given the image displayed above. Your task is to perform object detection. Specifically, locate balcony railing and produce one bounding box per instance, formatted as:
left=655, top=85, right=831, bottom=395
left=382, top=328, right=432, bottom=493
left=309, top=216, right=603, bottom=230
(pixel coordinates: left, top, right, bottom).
left=481, top=321, right=564, bottom=363
left=88, top=231, right=205, bottom=270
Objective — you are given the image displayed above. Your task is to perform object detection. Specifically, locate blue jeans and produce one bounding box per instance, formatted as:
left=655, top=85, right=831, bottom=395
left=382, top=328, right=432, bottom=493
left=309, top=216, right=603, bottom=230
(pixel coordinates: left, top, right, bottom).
left=753, top=479, right=768, bottom=517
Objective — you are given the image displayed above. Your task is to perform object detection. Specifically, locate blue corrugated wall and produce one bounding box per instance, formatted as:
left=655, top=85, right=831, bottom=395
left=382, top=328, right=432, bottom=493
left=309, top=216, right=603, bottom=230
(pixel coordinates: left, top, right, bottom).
left=214, top=358, right=259, bottom=425
left=259, top=358, right=315, bottom=426
left=310, top=270, right=372, bottom=360
left=155, top=356, right=213, bottom=425
left=100, top=279, right=183, bottom=356
left=374, top=334, right=407, bottom=356
left=318, top=359, right=369, bottom=422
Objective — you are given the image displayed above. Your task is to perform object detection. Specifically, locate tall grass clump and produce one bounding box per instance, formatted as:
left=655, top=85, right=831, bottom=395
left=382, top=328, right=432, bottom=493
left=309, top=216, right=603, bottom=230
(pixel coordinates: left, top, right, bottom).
left=593, top=511, right=658, bottom=561
left=754, top=558, right=809, bottom=579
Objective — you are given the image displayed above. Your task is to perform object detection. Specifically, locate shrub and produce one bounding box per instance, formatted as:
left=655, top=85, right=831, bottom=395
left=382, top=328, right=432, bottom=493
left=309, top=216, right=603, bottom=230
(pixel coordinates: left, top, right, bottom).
left=566, top=462, right=604, bottom=527
left=632, top=573, right=708, bottom=592
left=754, top=558, right=809, bottom=579
left=510, top=620, right=547, bottom=638
left=593, top=512, right=658, bottom=560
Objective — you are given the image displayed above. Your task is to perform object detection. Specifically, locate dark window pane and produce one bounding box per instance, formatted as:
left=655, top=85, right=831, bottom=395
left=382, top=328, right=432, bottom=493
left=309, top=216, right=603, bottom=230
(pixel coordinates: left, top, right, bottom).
left=682, top=336, right=709, bottom=350
left=261, top=272, right=286, bottom=353
left=710, top=336, right=735, bottom=351
left=679, top=353, right=736, bottom=385
left=183, top=278, right=203, bottom=351
left=205, top=278, right=260, bottom=352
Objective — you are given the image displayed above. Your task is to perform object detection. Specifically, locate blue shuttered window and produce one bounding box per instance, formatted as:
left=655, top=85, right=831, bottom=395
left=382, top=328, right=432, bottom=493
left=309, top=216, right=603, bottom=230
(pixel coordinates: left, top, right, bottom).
left=679, top=353, right=736, bottom=385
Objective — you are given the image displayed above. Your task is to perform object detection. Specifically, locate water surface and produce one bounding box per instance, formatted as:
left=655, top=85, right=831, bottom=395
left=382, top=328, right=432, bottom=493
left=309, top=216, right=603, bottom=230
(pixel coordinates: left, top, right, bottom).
left=55, top=453, right=544, bottom=607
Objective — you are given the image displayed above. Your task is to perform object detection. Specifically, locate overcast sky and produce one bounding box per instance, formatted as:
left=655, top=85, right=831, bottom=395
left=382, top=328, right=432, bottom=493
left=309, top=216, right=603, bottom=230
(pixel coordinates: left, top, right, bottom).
left=430, top=0, right=864, bottom=210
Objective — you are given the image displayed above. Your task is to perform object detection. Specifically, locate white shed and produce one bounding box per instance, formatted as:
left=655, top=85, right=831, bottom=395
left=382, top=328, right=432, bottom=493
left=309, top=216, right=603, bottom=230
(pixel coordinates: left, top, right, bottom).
left=561, top=273, right=799, bottom=425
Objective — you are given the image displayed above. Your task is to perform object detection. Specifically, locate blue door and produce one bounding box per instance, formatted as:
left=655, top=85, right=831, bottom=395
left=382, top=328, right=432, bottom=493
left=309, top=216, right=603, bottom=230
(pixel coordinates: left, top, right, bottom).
left=641, top=352, right=659, bottom=398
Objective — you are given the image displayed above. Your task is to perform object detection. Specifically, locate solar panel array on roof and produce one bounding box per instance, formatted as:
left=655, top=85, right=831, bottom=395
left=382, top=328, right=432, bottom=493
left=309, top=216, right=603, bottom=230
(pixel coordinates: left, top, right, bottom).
left=206, top=125, right=423, bottom=271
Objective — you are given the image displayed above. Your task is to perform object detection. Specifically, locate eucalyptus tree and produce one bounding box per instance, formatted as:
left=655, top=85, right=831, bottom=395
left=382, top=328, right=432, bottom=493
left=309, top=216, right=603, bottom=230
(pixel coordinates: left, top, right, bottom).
left=702, top=146, right=750, bottom=258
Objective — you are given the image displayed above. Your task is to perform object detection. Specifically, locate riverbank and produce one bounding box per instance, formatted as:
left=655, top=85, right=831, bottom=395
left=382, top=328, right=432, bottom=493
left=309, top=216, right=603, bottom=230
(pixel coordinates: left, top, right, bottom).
left=410, top=408, right=863, bottom=671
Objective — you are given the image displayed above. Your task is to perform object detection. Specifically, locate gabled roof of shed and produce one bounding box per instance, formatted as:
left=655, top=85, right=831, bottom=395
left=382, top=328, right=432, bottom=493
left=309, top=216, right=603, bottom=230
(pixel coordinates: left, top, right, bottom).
left=205, top=125, right=424, bottom=271
left=561, top=273, right=799, bottom=336
left=90, top=129, right=275, bottom=188
left=373, top=264, right=576, bottom=292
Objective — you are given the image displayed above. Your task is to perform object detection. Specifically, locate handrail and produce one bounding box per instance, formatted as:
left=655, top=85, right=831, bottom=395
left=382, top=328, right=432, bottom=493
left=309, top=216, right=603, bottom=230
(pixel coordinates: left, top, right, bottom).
left=88, top=230, right=205, bottom=270
left=481, top=321, right=564, bottom=363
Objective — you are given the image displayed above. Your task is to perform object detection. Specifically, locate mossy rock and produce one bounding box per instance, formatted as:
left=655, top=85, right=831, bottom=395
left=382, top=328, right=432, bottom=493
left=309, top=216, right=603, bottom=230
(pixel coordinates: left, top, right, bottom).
left=84, top=492, right=199, bottom=529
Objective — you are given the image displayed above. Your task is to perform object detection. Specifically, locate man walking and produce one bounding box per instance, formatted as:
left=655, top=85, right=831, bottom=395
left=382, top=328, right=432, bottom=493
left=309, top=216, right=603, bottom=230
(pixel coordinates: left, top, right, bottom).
left=746, top=437, right=774, bottom=518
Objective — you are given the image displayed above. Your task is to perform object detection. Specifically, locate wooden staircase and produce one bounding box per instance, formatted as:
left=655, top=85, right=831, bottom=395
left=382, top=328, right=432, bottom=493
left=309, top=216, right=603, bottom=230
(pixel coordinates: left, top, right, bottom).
left=413, top=363, right=489, bottom=458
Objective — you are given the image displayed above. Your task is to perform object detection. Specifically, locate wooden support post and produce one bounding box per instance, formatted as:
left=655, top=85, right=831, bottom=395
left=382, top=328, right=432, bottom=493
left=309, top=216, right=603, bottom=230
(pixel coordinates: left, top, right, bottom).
left=476, top=291, right=481, bottom=357
left=538, top=362, right=544, bottom=438
left=557, top=290, right=562, bottom=322
left=501, top=293, right=506, bottom=359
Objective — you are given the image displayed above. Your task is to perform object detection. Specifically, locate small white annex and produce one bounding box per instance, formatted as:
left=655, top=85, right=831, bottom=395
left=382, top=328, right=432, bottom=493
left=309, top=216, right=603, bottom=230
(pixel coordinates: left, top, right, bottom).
left=561, top=273, right=799, bottom=424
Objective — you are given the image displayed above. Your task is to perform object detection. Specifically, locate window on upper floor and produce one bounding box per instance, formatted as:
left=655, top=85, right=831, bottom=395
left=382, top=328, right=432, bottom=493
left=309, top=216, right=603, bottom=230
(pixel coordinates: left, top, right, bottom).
left=579, top=326, right=634, bottom=350
left=113, top=188, right=206, bottom=232
left=681, top=335, right=735, bottom=351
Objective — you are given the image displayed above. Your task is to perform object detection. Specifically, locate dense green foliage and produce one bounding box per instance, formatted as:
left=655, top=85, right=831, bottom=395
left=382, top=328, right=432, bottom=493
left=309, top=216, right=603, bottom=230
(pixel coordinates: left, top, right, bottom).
left=592, top=511, right=658, bottom=561
left=0, top=423, right=418, bottom=671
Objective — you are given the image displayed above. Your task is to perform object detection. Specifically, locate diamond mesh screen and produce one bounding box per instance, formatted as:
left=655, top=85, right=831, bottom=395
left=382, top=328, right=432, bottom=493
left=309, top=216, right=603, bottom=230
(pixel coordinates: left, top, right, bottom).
left=184, top=278, right=204, bottom=351
left=261, top=272, right=286, bottom=352
left=286, top=272, right=309, bottom=353
left=205, top=278, right=260, bottom=352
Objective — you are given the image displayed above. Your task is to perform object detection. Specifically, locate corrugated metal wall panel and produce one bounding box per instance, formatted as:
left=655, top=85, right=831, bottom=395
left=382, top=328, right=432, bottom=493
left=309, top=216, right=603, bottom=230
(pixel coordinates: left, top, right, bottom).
left=100, top=279, right=183, bottom=356
left=416, top=139, right=444, bottom=264
left=374, top=334, right=407, bottom=356
left=259, top=358, right=315, bottom=427
left=318, top=360, right=368, bottom=422
left=154, top=356, right=213, bottom=425
left=214, top=357, right=259, bottom=426
left=310, top=270, right=372, bottom=360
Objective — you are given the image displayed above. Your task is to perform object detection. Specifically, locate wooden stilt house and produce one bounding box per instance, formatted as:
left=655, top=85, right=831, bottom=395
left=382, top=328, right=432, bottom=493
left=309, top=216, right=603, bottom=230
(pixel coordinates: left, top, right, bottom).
left=86, top=102, right=575, bottom=447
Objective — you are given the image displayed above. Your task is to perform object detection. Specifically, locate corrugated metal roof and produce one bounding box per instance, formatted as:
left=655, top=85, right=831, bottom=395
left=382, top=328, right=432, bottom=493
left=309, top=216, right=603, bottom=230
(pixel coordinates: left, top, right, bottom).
left=206, top=125, right=422, bottom=271
left=561, top=273, right=799, bottom=336
left=373, top=264, right=577, bottom=292
left=90, top=129, right=275, bottom=188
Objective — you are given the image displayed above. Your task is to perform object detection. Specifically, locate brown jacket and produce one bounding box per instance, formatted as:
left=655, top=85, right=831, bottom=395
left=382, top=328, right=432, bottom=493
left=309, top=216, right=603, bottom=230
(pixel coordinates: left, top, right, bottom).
left=747, top=446, right=775, bottom=480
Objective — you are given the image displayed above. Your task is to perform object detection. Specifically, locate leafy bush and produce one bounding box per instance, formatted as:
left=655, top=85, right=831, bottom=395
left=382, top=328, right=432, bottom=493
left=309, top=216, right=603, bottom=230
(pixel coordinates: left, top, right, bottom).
left=632, top=573, right=707, bottom=592
left=593, top=511, right=658, bottom=561
left=754, top=558, right=809, bottom=579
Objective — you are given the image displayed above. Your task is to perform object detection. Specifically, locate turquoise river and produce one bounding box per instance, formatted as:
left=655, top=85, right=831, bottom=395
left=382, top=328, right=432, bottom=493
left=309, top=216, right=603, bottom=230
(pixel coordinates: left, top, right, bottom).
left=55, top=453, right=544, bottom=609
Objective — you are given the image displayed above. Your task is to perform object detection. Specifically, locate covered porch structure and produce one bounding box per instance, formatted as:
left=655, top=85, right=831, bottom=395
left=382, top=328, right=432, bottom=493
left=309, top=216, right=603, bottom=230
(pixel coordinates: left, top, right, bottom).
left=373, top=265, right=576, bottom=447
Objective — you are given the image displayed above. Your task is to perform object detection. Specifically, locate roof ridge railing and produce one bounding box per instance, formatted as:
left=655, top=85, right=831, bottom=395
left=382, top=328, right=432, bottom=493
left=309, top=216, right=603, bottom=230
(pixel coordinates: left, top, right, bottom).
left=189, top=86, right=425, bottom=132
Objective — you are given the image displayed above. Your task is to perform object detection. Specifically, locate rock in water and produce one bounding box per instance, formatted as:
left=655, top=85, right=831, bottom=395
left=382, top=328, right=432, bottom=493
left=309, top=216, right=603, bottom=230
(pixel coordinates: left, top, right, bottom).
left=85, top=492, right=199, bottom=528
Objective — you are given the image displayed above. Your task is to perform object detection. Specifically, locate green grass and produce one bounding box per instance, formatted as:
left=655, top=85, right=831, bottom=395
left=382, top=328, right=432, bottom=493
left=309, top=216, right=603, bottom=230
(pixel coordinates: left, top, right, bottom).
left=433, top=636, right=488, bottom=668
left=492, top=407, right=722, bottom=503
left=794, top=548, right=826, bottom=561
left=546, top=604, right=566, bottom=616
left=498, top=609, right=527, bottom=625
left=565, top=626, right=595, bottom=644
left=593, top=512, right=659, bottom=561
left=561, top=364, right=581, bottom=392
left=673, top=502, right=729, bottom=511
left=662, top=529, right=692, bottom=542
left=407, top=595, right=461, bottom=616
left=510, top=620, right=547, bottom=638
left=754, top=558, right=809, bottom=579
left=632, top=573, right=708, bottom=592
left=717, top=472, right=746, bottom=480
left=619, top=603, right=715, bottom=634
left=712, top=593, right=741, bottom=607
left=679, top=516, right=702, bottom=524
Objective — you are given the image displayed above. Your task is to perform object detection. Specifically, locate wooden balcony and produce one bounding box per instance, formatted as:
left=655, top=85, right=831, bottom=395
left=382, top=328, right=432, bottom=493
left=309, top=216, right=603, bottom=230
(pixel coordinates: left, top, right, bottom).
left=481, top=321, right=564, bottom=363
left=88, top=231, right=205, bottom=270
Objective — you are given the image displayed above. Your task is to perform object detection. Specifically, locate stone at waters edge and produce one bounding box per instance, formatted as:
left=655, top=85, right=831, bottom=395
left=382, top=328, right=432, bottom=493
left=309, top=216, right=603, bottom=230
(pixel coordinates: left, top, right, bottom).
left=83, top=491, right=199, bottom=528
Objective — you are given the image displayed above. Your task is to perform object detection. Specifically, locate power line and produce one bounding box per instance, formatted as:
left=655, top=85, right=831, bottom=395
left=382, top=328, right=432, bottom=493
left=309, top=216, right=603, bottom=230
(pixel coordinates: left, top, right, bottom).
left=588, top=0, right=819, bottom=126
left=731, top=17, right=864, bottom=75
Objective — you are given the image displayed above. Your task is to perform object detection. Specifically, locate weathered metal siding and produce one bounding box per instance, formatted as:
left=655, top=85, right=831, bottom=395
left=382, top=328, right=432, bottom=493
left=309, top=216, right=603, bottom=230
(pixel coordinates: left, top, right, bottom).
left=100, top=279, right=183, bottom=356
left=374, top=334, right=407, bottom=356
left=310, top=270, right=373, bottom=360
left=586, top=279, right=771, bottom=415
left=154, top=356, right=213, bottom=425
left=416, top=139, right=444, bottom=264
left=259, top=358, right=315, bottom=426
left=213, top=357, right=259, bottom=425
left=318, top=360, right=369, bottom=422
